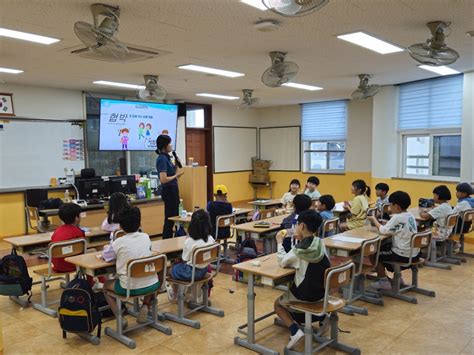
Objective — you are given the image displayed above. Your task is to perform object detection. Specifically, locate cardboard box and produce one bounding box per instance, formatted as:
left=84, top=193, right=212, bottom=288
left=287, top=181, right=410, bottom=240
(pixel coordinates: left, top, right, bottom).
left=249, top=173, right=270, bottom=183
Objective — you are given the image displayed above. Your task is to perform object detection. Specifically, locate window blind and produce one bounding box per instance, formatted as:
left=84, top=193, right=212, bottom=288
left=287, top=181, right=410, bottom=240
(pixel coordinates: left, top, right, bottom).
left=398, top=74, right=463, bottom=130
left=301, top=100, right=347, bottom=141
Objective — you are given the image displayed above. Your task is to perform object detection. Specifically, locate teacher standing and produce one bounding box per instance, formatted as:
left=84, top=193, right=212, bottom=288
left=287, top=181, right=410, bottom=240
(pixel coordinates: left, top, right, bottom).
left=155, top=134, right=183, bottom=239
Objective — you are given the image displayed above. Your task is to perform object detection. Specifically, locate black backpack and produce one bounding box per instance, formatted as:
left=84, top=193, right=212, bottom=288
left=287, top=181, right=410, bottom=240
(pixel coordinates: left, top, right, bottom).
left=0, top=249, right=33, bottom=300
left=58, top=273, right=101, bottom=339
left=234, top=238, right=259, bottom=282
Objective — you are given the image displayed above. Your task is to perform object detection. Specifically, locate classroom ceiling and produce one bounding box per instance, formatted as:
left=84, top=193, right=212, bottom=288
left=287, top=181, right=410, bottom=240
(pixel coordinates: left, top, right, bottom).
left=0, top=0, right=473, bottom=107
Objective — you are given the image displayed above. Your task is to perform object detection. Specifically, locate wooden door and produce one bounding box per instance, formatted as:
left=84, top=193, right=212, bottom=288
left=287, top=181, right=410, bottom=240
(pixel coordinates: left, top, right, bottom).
left=186, top=129, right=206, bottom=167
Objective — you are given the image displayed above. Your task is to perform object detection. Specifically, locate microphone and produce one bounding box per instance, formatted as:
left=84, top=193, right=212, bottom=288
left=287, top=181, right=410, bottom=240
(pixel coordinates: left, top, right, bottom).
left=172, top=151, right=183, bottom=169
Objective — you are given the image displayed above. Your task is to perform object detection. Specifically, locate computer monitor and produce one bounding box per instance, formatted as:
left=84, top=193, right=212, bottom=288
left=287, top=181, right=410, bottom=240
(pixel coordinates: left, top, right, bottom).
left=109, top=175, right=137, bottom=195
left=76, top=178, right=109, bottom=200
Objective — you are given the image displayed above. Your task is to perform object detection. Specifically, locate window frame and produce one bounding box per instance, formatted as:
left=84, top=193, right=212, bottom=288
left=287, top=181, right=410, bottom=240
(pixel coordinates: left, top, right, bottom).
left=302, top=140, right=346, bottom=174
left=400, top=129, right=461, bottom=181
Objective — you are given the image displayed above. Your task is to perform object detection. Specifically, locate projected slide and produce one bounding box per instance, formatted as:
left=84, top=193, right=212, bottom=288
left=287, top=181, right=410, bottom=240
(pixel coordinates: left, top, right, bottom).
left=99, top=99, right=178, bottom=151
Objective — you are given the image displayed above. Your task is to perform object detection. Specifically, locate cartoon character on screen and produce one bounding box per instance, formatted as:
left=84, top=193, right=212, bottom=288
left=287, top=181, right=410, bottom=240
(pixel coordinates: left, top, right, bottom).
left=119, top=128, right=130, bottom=150
left=138, top=122, right=145, bottom=140
left=145, top=123, right=152, bottom=142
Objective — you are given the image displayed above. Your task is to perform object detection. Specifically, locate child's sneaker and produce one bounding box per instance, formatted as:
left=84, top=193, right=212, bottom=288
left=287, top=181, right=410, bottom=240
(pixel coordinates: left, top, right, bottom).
left=287, top=329, right=304, bottom=349
left=137, top=304, right=149, bottom=324
left=166, top=283, right=177, bottom=302
left=369, top=278, right=392, bottom=291
left=453, top=241, right=461, bottom=251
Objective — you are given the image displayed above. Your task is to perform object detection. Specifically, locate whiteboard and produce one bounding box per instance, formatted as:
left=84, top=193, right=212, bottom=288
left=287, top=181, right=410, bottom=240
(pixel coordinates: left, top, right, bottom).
left=259, top=126, right=301, bottom=171
left=0, top=120, right=85, bottom=188
left=213, top=126, right=257, bottom=173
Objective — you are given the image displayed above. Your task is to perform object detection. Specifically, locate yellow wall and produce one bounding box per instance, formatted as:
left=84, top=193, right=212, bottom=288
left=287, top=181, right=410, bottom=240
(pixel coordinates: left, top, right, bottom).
left=213, top=171, right=255, bottom=202
left=0, top=193, right=26, bottom=237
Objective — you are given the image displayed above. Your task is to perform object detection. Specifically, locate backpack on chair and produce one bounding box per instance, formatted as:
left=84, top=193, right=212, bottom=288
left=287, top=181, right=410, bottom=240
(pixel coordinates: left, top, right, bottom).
left=58, top=272, right=101, bottom=339
left=0, top=248, right=33, bottom=300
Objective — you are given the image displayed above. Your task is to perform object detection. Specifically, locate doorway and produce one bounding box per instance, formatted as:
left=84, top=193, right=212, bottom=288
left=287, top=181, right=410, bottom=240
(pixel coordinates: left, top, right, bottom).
left=184, top=103, right=213, bottom=202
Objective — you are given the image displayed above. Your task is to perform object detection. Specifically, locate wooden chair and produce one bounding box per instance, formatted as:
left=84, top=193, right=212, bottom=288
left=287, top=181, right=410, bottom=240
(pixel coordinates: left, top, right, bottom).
left=214, top=214, right=236, bottom=264
left=104, top=254, right=171, bottom=349
left=32, top=238, right=86, bottom=317
left=319, top=217, right=339, bottom=238
left=285, top=262, right=360, bottom=355
left=425, top=213, right=459, bottom=269
left=366, top=207, right=377, bottom=217
left=342, top=236, right=383, bottom=316
left=450, top=208, right=474, bottom=260
left=380, top=203, right=391, bottom=221
left=380, top=230, right=436, bottom=304
left=259, top=208, right=277, bottom=220
left=112, top=229, right=126, bottom=240
left=164, top=243, right=224, bottom=328
left=25, top=206, right=57, bottom=233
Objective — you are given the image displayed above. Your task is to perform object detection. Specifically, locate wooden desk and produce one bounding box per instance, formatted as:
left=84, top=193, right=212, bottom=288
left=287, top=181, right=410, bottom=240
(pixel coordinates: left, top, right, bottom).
left=231, top=214, right=288, bottom=234
left=38, top=197, right=165, bottom=236
left=249, top=181, right=276, bottom=200
left=65, top=236, right=186, bottom=277
left=248, top=199, right=282, bottom=210
left=408, top=208, right=431, bottom=222
left=232, top=253, right=294, bottom=355
left=169, top=208, right=253, bottom=224
left=4, top=227, right=109, bottom=254
left=324, top=226, right=383, bottom=257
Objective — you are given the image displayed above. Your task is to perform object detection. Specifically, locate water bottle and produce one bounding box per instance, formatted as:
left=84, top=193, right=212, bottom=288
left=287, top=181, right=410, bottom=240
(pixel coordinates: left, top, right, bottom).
left=178, top=199, right=184, bottom=217
left=64, top=189, right=71, bottom=203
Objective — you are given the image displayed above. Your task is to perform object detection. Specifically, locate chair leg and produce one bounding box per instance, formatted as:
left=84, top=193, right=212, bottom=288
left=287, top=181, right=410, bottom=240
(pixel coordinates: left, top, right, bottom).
left=411, top=266, right=436, bottom=298
left=105, top=298, right=136, bottom=349
left=32, top=276, right=58, bottom=317
left=380, top=265, right=418, bottom=304
left=148, top=295, right=172, bottom=335
left=164, top=284, right=201, bottom=328
left=425, top=240, right=452, bottom=270
left=197, top=283, right=224, bottom=317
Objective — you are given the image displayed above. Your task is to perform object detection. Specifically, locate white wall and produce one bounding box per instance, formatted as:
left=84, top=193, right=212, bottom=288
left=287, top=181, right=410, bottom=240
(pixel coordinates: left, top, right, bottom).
left=256, top=100, right=373, bottom=172
left=371, top=86, right=399, bottom=179
left=0, top=83, right=84, bottom=120
left=212, top=104, right=259, bottom=127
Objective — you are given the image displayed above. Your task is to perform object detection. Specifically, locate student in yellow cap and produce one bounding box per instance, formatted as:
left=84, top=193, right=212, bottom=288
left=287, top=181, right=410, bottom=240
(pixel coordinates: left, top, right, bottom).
left=207, top=184, right=233, bottom=239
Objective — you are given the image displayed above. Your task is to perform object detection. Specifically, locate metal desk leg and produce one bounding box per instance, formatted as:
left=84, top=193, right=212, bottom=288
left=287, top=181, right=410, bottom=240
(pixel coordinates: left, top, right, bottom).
left=425, top=240, right=452, bottom=270
left=234, top=273, right=279, bottom=355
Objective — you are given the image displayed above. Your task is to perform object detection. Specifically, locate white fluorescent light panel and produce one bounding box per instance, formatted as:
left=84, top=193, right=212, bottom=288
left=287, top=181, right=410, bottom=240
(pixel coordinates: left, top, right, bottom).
left=282, top=82, right=323, bottom=91
left=337, top=31, right=404, bottom=54
left=196, top=93, right=239, bottom=100
left=93, top=80, right=145, bottom=90
left=241, top=0, right=268, bottom=10
left=178, top=64, right=245, bottom=78
left=0, top=67, right=24, bottom=74
left=418, top=65, right=460, bottom=76
left=0, top=27, right=59, bottom=44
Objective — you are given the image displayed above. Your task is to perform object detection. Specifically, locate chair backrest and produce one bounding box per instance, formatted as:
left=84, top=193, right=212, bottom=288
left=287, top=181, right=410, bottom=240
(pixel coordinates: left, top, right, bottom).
left=381, top=203, right=390, bottom=215
left=215, top=214, right=236, bottom=239
left=446, top=212, right=459, bottom=227
left=320, top=217, right=339, bottom=238
left=259, top=208, right=277, bottom=220
left=322, top=262, right=355, bottom=314
left=112, top=229, right=126, bottom=240
left=190, top=243, right=220, bottom=283
left=25, top=206, right=40, bottom=231
left=366, top=207, right=377, bottom=217
left=47, top=238, right=87, bottom=275
left=459, top=209, right=474, bottom=235
left=357, top=236, right=382, bottom=275
left=399, top=230, right=433, bottom=267
left=125, top=254, right=167, bottom=299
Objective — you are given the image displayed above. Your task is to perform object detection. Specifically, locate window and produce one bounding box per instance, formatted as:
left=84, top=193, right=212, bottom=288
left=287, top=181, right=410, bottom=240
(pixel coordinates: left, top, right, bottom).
left=186, top=108, right=205, bottom=128
left=399, top=75, right=463, bottom=178
left=302, top=100, right=347, bottom=173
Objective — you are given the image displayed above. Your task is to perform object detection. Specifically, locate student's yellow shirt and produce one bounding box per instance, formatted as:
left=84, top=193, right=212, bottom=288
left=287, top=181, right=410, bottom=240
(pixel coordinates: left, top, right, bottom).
left=347, top=195, right=369, bottom=229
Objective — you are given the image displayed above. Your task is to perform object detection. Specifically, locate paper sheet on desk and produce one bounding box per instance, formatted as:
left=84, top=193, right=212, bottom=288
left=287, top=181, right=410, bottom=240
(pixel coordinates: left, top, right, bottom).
left=330, top=236, right=363, bottom=244
left=333, top=202, right=346, bottom=211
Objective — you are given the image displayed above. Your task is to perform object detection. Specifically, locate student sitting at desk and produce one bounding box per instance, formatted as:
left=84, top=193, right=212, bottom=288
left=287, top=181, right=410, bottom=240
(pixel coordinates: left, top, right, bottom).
left=375, top=183, right=390, bottom=218
left=274, top=209, right=331, bottom=350
left=420, top=185, right=453, bottom=240
left=103, top=206, right=159, bottom=327
left=368, top=191, right=418, bottom=290
left=101, top=192, right=130, bottom=235
left=304, top=176, right=321, bottom=200
left=339, top=179, right=370, bottom=231
left=316, top=194, right=336, bottom=237
left=51, top=203, right=85, bottom=273
left=280, top=194, right=312, bottom=251
left=207, top=184, right=233, bottom=239
left=167, top=209, right=215, bottom=301
left=281, top=179, right=301, bottom=210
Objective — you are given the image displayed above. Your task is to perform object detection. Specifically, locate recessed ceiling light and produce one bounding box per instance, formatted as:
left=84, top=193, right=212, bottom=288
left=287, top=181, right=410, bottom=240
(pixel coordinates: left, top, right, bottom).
left=282, top=82, right=323, bottom=91
left=178, top=64, right=245, bottom=78
left=241, top=0, right=268, bottom=10
left=337, top=31, right=404, bottom=54
left=93, top=80, right=145, bottom=90
left=196, top=93, right=240, bottom=100
left=0, top=67, right=24, bottom=74
left=0, top=27, right=60, bottom=45
left=418, top=65, right=460, bottom=76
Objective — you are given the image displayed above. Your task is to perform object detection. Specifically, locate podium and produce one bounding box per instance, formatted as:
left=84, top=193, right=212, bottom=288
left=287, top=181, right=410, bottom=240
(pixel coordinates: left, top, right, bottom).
left=178, top=166, right=208, bottom=212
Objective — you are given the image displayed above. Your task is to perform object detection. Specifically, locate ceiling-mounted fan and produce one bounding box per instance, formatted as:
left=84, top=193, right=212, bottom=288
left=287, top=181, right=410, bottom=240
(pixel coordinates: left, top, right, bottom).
left=137, top=75, right=166, bottom=101
left=261, top=51, right=299, bottom=87
left=408, top=21, right=459, bottom=66
left=238, top=89, right=260, bottom=109
left=262, top=0, right=329, bottom=17
left=351, top=74, right=380, bottom=100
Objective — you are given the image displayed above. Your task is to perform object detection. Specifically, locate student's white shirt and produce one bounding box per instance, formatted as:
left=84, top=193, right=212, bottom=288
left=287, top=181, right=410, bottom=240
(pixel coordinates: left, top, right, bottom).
left=428, top=202, right=454, bottom=240
left=375, top=196, right=389, bottom=211
left=379, top=212, right=419, bottom=258
left=304, top=189, right=321, bottom=200
left=453, top=200, right=472, bottom=214
left=112, top=232, right=158, bottom=289
left=277, top=243, right=306, bottom=287
left=281, top=192, right=297, bottom=207
left=182, top=235, right=216, bottom=268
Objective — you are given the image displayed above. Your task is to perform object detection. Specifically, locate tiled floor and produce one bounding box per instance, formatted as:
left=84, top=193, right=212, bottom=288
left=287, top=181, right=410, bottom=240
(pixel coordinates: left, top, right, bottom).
left=1, top=243, right=473, bottom=354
